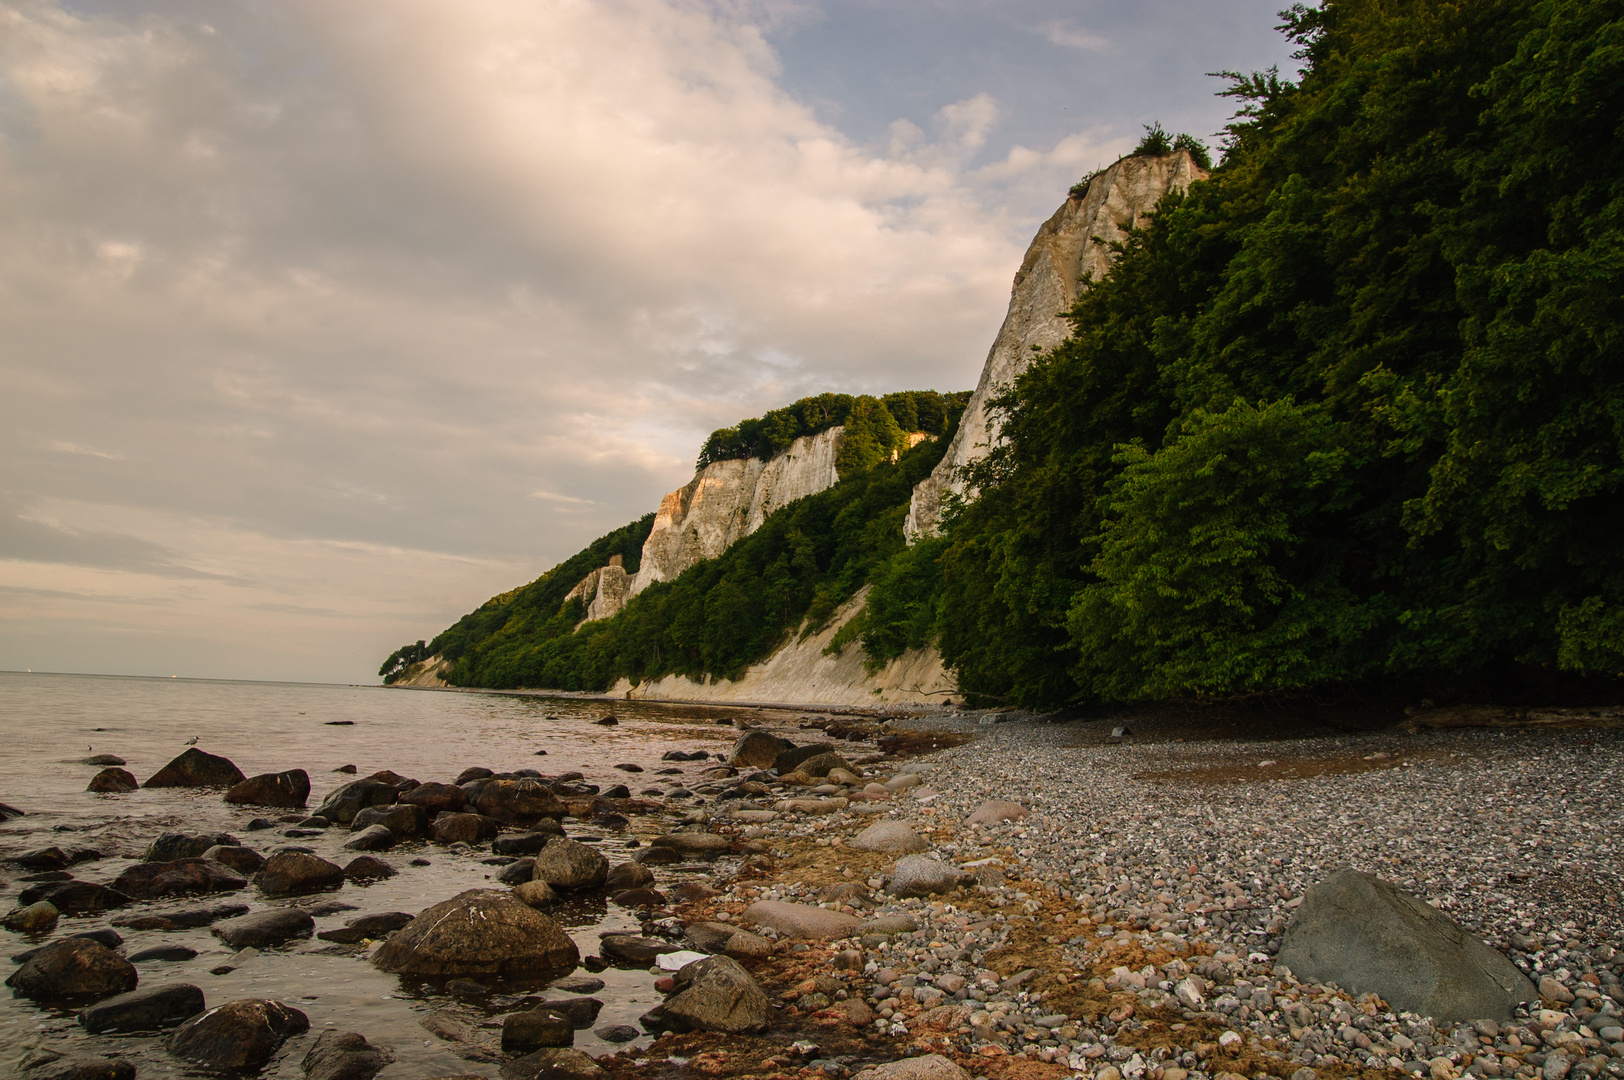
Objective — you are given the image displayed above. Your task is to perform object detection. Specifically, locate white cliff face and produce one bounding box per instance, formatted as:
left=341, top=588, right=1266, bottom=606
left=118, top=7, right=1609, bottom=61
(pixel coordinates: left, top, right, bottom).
left=565, top=561, right=634, bottom=622
left=904, top=151, right=1207, bottom=540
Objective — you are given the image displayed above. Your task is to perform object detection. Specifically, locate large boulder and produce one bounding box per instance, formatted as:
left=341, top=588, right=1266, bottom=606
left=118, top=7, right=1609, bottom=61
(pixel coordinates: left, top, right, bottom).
left=399, top=781, right=467, bottom=815
left=772, top=743, right=836, bottom=775
left=17, top=880, right=129, bottom=915
left=849, top=820, right=929, bottom=854
left=645, top=955, right=769, bottom=1034
left=87, top=768, right=138, bottom=793
left=531, top=839, right=608, bottom=890
left=225, top=769, right=310, bottom=808
left=212, top=908, right=315, bottom=949
left=352, top=803, right=430, bottom=836
left=302, top=1030, right=394, bottom=1080
left=887, top=855, right=971, bottom=898
left=431, top=812, right=502, bottom=845
left=168, top=998, right=310, bottom=1069
left=111, top=858, right=247, bottom=900
left=259, top=850, right=345, bottom=896
left=144, top=831, right=238, bottom=861
left=475, top=779, right=567, bottom=823
left=371, top=889, right=579, bottom=981
left=1276, top=868, right=1537, bottom=1021
left=743, top=900, right=860, bottom=940
left=79, top=983, right=206, bottom=1033
left=143, top=748, right=246, bottom=788
left=727, top=730, right=793, bottom=769
left=315, top=779, right=398, bottom=824
left=649, top=832, right=730, bottom=860
left=4, top=938, right=138, bottom=1000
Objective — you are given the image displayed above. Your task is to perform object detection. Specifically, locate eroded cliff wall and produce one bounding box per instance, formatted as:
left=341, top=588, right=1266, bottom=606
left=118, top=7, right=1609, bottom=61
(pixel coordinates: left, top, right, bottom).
left=905, top=150, right=1207, bottom=540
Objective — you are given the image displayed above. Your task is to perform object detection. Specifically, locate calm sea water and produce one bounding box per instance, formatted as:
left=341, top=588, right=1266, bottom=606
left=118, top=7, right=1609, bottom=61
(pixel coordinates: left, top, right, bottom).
left=0, top=672, right=766, bottom=1077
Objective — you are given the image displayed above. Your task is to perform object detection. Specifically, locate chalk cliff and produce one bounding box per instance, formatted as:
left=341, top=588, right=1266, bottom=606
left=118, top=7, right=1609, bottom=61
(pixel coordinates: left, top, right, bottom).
left=564, top=555, right=634, bottom=622
left=905, top=150, right=1207, bottom=540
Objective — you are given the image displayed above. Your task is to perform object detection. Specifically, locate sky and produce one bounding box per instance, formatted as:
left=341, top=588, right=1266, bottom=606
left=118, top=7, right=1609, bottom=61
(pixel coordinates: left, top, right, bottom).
left=0, top=0, right=1301, bottom=684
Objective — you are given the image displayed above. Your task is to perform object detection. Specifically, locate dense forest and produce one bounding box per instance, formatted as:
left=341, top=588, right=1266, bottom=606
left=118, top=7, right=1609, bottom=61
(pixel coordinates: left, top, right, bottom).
left=389, top=0, right=1624, bottom=709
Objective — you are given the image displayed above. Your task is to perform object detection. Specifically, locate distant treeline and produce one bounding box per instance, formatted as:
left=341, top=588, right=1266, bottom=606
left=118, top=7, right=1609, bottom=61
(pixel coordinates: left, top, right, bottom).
left=696, top=390, right=968, bottom=470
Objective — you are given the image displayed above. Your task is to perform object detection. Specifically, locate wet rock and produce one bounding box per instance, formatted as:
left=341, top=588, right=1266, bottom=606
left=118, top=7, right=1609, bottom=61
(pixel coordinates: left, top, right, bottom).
left=532, top=839, right=608, bottom=890
left=212, top=908, right=316, bottom=948
left=81, top=754, right=126, bottom=766
left=886, top=855, right=971, bottom=898
left=15, top=846, right=69, bottom=870
left=539, top=996, right=603, bottom=1028
left=494, top=830, right=561, bottom=856
left=4, top=938, right=137, bottom=1000
left=144, top=831, right=239, bottom=862
left=17, top=880, right=129, bottom=915
left=603, top=862, right=654, bottom=891
left=3, top=900, right=58, bottom=933
left=744, top=899, right=861, bottom=940
left=964, top=799, right=1027, bottom=826
left=610, top=888, right=665, bottom=908
left=361, top=769, right=419, bottom=794
left=204, top=845, right=265, bottom=875
left=29, top=1057, right=136, bottom=1080
left=79, top=982, right=206, bottom=1033
left=372, top=888, right=579, bottom=980
left=317, top=911, right=414, bottom=944
left=112, top=903, right=247, bottom=931
left=850, top=819, right=929, bottom=854
left=168, top=997, right=310, bottom=1069
left=302, top=1030, right=394, bottom=1080
left=853, top=1054, right=970, bottom=1080
left=594, top=1023, right=638, bottom=1043
left=315, top=779, right=398, bottom=824
left=600, top=934, right=678, bottom=964
left=475, top=779, right=568, bottom=823
left=498, top=859, right=535, bottom=885
left=432, top=812, right=503, bottom=845
left=87, top=768, right=138, bottom=793
left=0, top=801, right=24, bottom=822
left=613, top=763, right=643, bottom=773
left=791, top=751, right=854, bottom=778
left=728, top=730, right=794, bottom=769
left=646, top=955, right=769, bottom=1034
left=259, top=850, right=346, bottom=896
left=649, top=832, right=730, bottom=860
left=111, top=858, right=247, bottom=900
left=352, top=803, right=430, bottom=837
left=513, top=879, right=560, bottom=909
left=225, top=769, right=311, bottom=808
left=454, top=766, right=494, bottom=784
left=499, top=1048, right=603, bottom=1080
left=503, top=1007, right=574, bottom=1050
left=1277, top=868, right=1537, bottom=1021
left=344, top=825, right=397, bottom=852
left=333, top=764, right=357, bottom=773
left=143, top=748, right=246, bottom=788
left=343, top=855, right=397, bottom=881
left=400, top=781, right=467, bottom=815
left=127, top=945, right=198, bottom=962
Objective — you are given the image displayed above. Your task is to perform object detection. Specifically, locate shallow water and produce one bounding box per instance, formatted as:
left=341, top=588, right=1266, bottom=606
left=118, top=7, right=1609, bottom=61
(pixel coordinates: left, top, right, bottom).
left=0, top=672, right=762, bottom=1077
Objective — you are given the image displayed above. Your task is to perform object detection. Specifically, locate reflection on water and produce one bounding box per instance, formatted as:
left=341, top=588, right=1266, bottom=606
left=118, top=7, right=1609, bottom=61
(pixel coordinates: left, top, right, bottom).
left=0, top=672, right=768, bottom=1078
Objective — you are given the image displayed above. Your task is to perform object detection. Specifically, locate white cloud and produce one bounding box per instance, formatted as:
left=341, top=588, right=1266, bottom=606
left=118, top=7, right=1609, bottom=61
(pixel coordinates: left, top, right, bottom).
left=1039, top=21, right=1110, bottom=52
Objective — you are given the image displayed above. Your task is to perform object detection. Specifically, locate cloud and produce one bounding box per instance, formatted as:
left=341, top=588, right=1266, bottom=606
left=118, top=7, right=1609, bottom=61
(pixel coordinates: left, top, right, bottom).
left=1038, top=21, right=1110, bottom=52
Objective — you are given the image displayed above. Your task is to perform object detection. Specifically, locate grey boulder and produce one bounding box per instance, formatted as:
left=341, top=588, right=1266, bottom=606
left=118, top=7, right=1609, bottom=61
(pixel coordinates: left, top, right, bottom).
left=849, top=819, right=929, bottom=854
left=212, top=908, right=315, bottom=949
left=644, top=955, right=769, bottom=1034
left=886, top=855, right=971, bottom=898
left=531, top=839, right=608, bottom=890
left=371, top=888, right=578, bottom=980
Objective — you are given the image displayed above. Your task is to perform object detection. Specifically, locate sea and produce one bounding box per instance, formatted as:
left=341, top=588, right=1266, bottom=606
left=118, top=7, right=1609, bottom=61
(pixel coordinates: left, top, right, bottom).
left=0, top=671, right=765, bottom=1077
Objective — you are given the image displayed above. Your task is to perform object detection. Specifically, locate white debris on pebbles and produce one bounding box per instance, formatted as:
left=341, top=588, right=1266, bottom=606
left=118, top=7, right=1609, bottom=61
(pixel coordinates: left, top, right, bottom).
left=693, top=713, right=1624, bottom=1080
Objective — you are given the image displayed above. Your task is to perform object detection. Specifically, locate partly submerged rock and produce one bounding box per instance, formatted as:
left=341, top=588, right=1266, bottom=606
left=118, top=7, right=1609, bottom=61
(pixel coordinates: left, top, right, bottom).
left=4, top=938, right=137, bottom=1000
left=110, top=858, right=247, bottom=900
left=225, top=769, right=311, bottom=808
left=27, top=1057, right=135, bottom=1080
left=168, top=998, right=310, bottom=1069
left=3, top=900, right=59, bottom=933
left=475, top=779, right=567, bottom=823
left=431, top=812, right=502, bottom=845
left=648, top=832, right=730, bottom=860
left=86, top=768, right=138, bottom=793
left=258, top=850, right=345, bottom=896
left=1276, top=868, right=1537, bottom=1021
left=727, top=730, right=793, bottom=769
left=531, top=839, right=607, bottom=890
left=498, top=1047, right=603, bottom=1080
left=316, top=911, right=414, bottom=944
left=301, top=1030, right=394, bottom=1080
left=371, top=889, right=579, bottom=981
left=212, top=908, right=316, bottom=949
left=204, top=844, right=265, bottom=875
left=78, top=982, right=206, bottom=1033
left=15, top=880, right=129, bottom=915
left=314, top=779, right=398, bottom=824
left=502, top=1007, right=574, bottom=1051
left=144, top=831, right=238, bottom=862
left=143, top=748, right=245, bottom=788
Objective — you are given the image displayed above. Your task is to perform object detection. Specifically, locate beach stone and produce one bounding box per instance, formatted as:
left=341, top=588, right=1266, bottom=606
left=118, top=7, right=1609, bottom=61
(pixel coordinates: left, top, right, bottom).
left=225, top=769, right=311, bottom=808
left=144, top=831, right=238, bottom=861
left=1540, top=976, right=1577, bottom=1004
left=600, top=935, right=678, bottom=964
left=17, top=880, right=129, bottom=914
left=883, top=772, right=923, bottom=792
left=532, top=839, right=608, bottom=890
left=964, top=800, right=1028, bottom=826
left=127, top=945, right=198, bottom=962
left=650, top=832, right=731, bottom=860
left=513, top=879, right=560, bottom=908
left=772, top=743, right=833, bottom=774
left=610, top=888, right=665, bottom=908
left=1276, top=868, right=1537, bottom=1021
left=603, top=862, right=655, bottom=891
left=343, top=855, right=397, bottom=881
left=259, top=850, right=346, bottom=895
left=15, top=845, right=69, bottom=870
left=4, top=938, right=137, bottom=1000
left=594, top=1023, right=639, bottom=1043
left=344, top=825, right=397, bottom=852
left=744, top=900, right=861, bottom=940
left=111, top=858, right=247, bottom=900
left=361, top=769, right=419, bottom=794
left=819, top=882, right=872, bottom=906
left=204, top=845, right=265, bottom=875
left=87, top=768, right=138, bottom=793
left=82, top=754, right=126, bottom=766
left=850, top=820, right=929, bottom=854
left=144, top=748, right=246, bottom=788
left=352, top=803, right=430, bottom=837
left=476, top=779, right=567, bottom=823
left=315, top=779, right=397, bottom=824
left=212, top=908, right=315, bottom=948
left=498, top=859, right=535, bottom=885
left=317, top=911, right=414, bottom=944
left=28, top=1058, right=135, bottom=1080
left=793, top=751, right=854, bottom=778
left=454, top=766, right=493, bottom=784
left=302, top=1030, right=394, bottom=1080
left=168, top=998, right=310, bottom=1069
left=853, top=1054, right=971, bottom=1080
left=723, top=929, right=771, bottom=959
left=503, top=1007, right=574, bottom=1050
left=858, top=915, right=919, bottom=936
left=684, top=922, right=736, bottom=951
left=887, top=855, right=971, bottom=898
left=432, top=812, right=502, bottom=844
left=372, top=888, right=579, bottom=980
left=728, top=731, right=793, bottom=769
left=79, top=982, right=206, bottom=1033
left=399, top=781, right=467, bottom=815
left=3, top=900, right=58, bottom=932
left=651, top=955, right=770, bottom=1034
left=539, top=996, right=603, bottom=1028
left=112, top=903, right=248, bottom=931
left=550, top=975, right=606, bottom=994
left=499, top=1048, right=603, bottom=1080
left=494, top=830, right=560, bottom=857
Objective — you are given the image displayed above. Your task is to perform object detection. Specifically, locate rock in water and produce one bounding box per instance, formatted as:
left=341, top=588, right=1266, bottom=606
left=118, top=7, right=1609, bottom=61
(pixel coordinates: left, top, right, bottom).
left=513, top=879, right=559, bottom=909
left=212, top=909, right=316, bottom=949
left=144, top=831, right=239, bottom=861
left=4, top=938, right=137, bottom=1000
left=849, top=820, right=929, bottom=853
left=431, top=812, right=502, bottom=845
left=81, top=753, right=126, bottom=766
left=372, top=888, right=579, bottom=981
left=225, top=769, right=310, bottom=808
left=502, top=1007, right=574, bottom=1051
left=316, top=911, right=414, bottom=944
left=494, top=829, right=561, bottom=856
left=78, top=983, right=206, bottom=1033
left=499, top=1048, right=603, bottom=1080
left=743, top=899, right=861, bottom=940
left=727, top=730, right=793, bottom=769
left=646, top=955, right=769, bottom=1034
left=111, top=858, right=247, bottom=900
left=531, top=839, right=608, bottom=890
left=168, top=998, right=310, bottom=1068
left=1276, top=868, right=1537, bottom=1021
left=258, top=850, right=345, bottom=896
left=87, top=768, right=138, bottom=793
left=203, top=844, right=265, bottom=875
left=887, top=855, right=971, bottom=898
left=399, top=781, right=467, bottom=814
left=352, top=803, right=430, bottom=836
left=344, top=825, right=396, bottom=852
left=599, top=935, right=677, bottom=964
left=603, top=862, right=654, bottom=891
left=301, top=1030, right=394, bottom=1080
left=343, top=855, right=397, bottom=881
left=475, top=779, right=567, bottom=823
left=28, top=1058, right=135, bottom=1080
left=3, top=900, right=59, bottom=933
left=143, top=748, right=246, bottom=788
left=16, top=881, right=129, bottom=914
left=315, top=779, right=398, bottom=824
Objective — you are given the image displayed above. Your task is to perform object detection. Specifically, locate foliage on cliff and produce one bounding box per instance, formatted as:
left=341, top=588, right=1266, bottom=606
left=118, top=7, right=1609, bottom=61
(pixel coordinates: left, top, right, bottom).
left=695, top=390, right=966, bottom=470
left=860, top=0, right=1624, bottom=707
